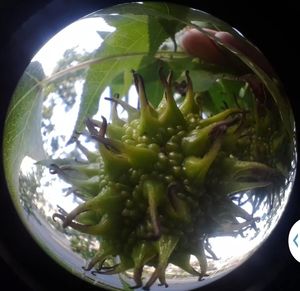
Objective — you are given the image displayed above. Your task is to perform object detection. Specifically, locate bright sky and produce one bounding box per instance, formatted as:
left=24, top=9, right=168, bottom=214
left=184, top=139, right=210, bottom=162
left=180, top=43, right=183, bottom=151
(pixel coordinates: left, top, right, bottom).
left=33, top=17, right=114, bottom=76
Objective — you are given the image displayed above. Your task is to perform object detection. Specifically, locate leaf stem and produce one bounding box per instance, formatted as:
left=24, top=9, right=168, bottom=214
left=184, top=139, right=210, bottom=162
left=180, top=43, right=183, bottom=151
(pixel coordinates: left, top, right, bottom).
left=42, top=51, right=187, bottom=85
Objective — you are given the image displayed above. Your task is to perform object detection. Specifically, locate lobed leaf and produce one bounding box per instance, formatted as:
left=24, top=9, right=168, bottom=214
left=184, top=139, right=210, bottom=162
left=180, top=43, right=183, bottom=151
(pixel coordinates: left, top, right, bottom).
left=3, top=61, right=46, bottom=200
left=73, top=14, right=171, bottom=133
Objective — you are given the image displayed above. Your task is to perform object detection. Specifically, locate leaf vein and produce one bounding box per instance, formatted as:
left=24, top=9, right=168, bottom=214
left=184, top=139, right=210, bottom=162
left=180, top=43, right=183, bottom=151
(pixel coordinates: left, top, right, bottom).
left=6, top=83, right=40, bottom=120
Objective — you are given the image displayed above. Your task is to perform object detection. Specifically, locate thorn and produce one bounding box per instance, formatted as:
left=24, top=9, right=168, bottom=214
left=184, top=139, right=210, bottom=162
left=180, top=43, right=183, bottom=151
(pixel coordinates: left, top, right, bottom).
left=158, top=68, right=185, bottom=127
left=132, top=70, right=148, bottom=109
left=99, top=116, right=108, bottom=138
left=159, top=67, right=173, bottom=99
left=91, top=135, right=119, bottom=152
left=85, top=117, right=120, bottom=152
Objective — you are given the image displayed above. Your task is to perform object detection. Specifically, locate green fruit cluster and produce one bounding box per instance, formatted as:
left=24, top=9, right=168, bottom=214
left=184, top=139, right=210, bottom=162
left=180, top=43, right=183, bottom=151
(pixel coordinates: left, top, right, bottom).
left=49, top=69, right=284, bottom=290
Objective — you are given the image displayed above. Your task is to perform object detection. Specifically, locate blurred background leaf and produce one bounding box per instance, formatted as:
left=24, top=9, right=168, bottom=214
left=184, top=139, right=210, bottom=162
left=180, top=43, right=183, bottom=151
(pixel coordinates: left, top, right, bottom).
left=3, top=61, right=46, bottom=200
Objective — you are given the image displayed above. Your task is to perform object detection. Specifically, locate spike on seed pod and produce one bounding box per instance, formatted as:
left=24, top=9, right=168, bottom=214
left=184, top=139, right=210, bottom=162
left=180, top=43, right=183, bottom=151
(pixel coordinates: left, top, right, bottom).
left=179, top=70, right=200, bottom=115
left=132, top=70, right=160, bottom=137
left=158, top=68, right=186, bottom=128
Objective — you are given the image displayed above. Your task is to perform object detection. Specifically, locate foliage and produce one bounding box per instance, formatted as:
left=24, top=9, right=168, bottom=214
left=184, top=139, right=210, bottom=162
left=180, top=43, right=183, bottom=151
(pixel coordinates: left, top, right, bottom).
left=19, top=168, right=47, bottom=224
left=3, top=62, right=45, bottom=200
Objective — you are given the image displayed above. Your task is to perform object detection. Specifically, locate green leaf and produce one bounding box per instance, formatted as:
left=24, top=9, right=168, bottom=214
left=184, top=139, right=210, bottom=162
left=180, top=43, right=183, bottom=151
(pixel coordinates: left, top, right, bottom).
left=208, top=79, right=247, bottom=112
left=101, top=2, right=189, bottom=51
left=189, top=70, right=217, bottom=93
left=98, top=2, right=235, bottom=33
left=3, top=61, right=46, bottom=200
left=74, top=14, right=170, bottom=133
left=74, top=15, right=148, bottom=133
left=110, top=70, right=133, bottom=98
left=144, top=3, right=188, bottom=51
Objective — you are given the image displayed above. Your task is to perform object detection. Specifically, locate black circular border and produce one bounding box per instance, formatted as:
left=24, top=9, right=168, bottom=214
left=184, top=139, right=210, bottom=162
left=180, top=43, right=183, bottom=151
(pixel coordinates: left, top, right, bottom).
left=1, top=1, right=300, bottom=290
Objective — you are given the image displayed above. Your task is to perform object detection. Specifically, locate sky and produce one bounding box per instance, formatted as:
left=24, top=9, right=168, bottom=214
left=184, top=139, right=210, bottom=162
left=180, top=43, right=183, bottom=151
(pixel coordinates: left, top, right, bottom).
left=33, top=17, right=114, bottom=76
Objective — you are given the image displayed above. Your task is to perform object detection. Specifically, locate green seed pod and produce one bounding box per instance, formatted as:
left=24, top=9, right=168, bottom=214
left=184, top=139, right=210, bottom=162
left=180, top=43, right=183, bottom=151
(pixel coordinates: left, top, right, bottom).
left=47, top=70, right=284, bottom=290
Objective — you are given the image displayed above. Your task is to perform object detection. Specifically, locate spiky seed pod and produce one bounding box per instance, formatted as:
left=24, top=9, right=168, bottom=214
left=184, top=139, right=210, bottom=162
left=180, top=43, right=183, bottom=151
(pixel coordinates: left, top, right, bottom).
left=48, top=69, right=282, bottom=290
